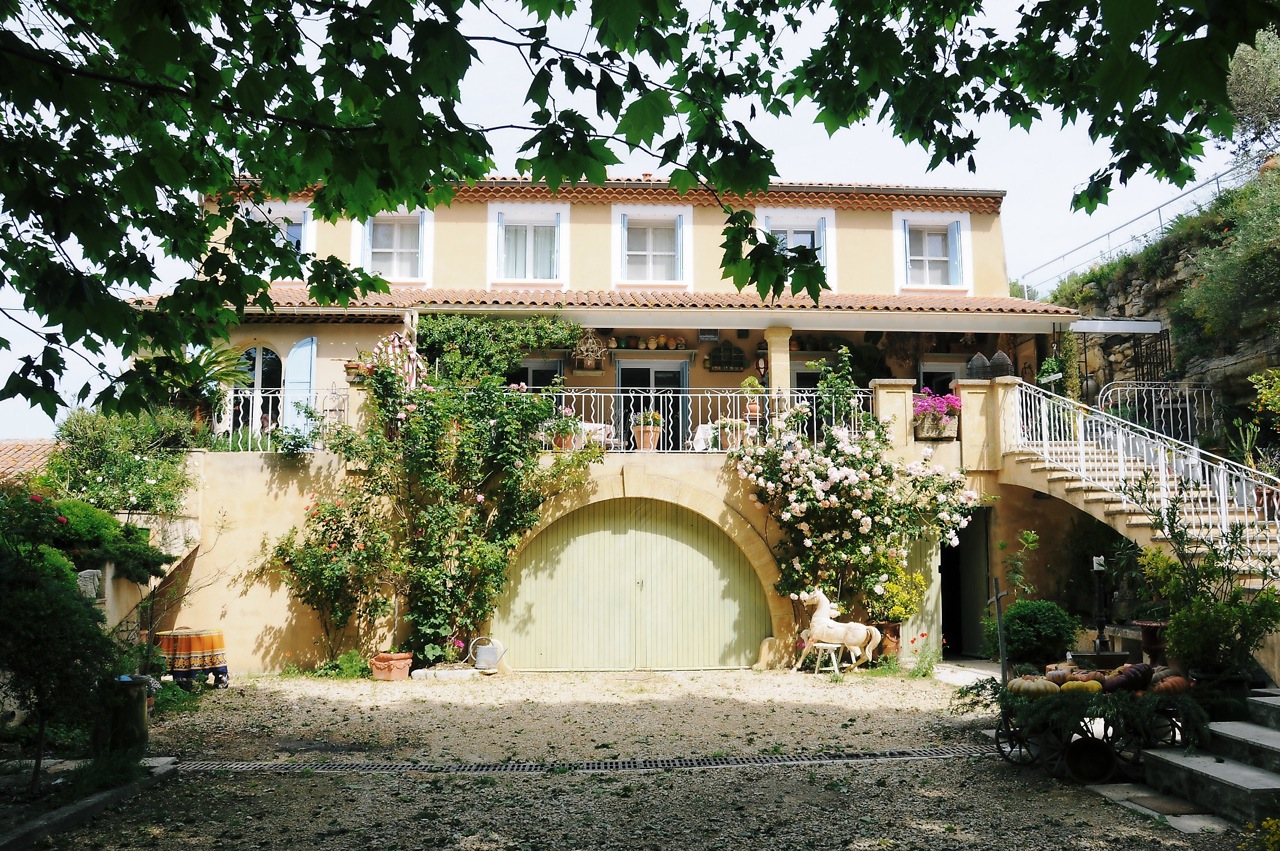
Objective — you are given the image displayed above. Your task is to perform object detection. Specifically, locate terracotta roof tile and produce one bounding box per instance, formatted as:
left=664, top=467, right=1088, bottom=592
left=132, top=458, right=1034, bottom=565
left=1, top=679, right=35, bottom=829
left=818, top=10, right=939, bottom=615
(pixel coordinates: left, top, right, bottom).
left=0, top=439, right=56, bottom=479
left=279, top=178, right=1004, bottom=214
left=222, top=286, right=1075, bottom=317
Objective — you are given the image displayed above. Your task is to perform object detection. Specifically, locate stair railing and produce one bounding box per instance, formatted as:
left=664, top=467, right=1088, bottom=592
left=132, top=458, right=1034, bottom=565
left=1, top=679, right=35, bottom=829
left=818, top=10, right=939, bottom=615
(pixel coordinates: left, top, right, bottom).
left=1010, top=380, right=1280, bottom=559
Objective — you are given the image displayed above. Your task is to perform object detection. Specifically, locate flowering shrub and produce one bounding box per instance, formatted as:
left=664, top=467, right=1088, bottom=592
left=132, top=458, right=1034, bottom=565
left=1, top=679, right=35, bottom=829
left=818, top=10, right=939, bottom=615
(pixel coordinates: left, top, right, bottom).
left=863, top=565, right=928, bottom=622
left=268, top=489, right=397, bottom=661
left=912, top=389, right=962, bottom=427
left=549, top=404, right=581, bottom=438
left=636, top=409, right=662, bottom=426
left=45, top=408, right=197, bottom=515
left=319, top=315, right=601, bottom=662
left=732, top=407, right=977, bottom=614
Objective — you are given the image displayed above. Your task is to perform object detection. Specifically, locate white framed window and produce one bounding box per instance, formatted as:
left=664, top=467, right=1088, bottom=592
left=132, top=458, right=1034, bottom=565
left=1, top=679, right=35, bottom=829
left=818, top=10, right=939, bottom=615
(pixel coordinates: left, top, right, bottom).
left=892, top=211, right=972, bottom=293
left=612, top=204, right=692, bottom=287
left=361, top=210, right=432, bottom=282
left=489, top=203, right=568, bottom=286
left=756, top=206, right=835, bottom=284
left=243, top=203, right=315, bottom=255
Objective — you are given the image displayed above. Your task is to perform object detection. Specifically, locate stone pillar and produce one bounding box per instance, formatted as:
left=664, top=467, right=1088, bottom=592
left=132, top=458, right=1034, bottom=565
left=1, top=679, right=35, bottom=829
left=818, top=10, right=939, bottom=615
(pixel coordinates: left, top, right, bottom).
left=763, top=326, right=793, bottom=395
left=990, top=376, right=1023, bottom=458
left=871, top=378, right=917, bottom=447
left=953, top=379, right=995, bottom=472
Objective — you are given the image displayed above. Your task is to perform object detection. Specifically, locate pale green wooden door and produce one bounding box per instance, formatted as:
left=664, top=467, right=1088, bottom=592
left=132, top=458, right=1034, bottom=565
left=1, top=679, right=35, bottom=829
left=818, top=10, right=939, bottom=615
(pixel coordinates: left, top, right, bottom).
left=492, top=498, right=771, bottom=670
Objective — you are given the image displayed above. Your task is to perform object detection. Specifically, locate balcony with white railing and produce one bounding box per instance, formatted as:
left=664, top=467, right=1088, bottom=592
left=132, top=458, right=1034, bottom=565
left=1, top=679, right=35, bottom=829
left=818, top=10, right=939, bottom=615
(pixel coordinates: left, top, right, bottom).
left=544, top=388, right=876, bottom=453
left=212, top=386, right=350, bottom=451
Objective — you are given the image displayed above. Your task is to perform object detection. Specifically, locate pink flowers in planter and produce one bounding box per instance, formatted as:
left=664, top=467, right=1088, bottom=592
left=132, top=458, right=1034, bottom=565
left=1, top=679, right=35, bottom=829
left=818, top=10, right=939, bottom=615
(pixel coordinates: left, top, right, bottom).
left=912, top=389, right=962, bottom=426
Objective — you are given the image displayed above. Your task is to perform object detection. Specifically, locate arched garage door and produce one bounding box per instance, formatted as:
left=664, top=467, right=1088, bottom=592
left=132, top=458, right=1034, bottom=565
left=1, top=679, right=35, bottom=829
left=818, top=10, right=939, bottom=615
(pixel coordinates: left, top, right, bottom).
left=491, top=498, right=772, bottom=670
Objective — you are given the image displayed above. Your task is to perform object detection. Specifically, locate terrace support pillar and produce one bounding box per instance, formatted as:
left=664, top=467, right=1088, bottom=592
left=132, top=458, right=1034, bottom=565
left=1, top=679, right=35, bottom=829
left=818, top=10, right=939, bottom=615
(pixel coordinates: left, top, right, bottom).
left=953, top=379, right=997, bottom=472
left=991, top=376, right=1023, bottom=458
left=871, top=378, right=918, bottom=447
left=763, top=327, right=793, bottom=395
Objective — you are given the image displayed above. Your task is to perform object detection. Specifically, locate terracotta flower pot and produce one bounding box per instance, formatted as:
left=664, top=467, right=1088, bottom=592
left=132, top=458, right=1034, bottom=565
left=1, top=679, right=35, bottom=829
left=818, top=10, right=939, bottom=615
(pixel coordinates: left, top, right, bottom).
left=632, top=425, right=661, bottom=451
left=370, top=651, right=413, bottom=681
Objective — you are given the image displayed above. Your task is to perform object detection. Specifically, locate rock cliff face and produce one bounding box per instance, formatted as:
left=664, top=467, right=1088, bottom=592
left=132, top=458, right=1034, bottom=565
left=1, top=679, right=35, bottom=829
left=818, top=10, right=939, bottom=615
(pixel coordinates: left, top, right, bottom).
left=1076, top=253, right=1280, bottom=412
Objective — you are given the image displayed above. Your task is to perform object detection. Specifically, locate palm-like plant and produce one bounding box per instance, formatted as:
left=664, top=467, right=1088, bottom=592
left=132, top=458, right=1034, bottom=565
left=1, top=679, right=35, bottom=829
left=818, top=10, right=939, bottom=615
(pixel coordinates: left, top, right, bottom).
left=127, top=344, right=251, bottom=425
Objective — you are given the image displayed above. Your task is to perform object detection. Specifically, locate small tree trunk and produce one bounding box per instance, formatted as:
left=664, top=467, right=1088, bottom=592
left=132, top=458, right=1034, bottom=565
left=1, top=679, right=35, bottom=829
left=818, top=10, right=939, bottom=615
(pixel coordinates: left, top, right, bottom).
left=29, top=713, right=46, bottom=794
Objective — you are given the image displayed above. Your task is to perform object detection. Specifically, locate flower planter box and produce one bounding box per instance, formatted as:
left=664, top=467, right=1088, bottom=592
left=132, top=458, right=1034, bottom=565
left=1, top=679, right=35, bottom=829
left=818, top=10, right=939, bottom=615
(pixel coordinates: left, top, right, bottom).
left=913, top=419, right=958, bottom=440
left=370, top=651, right=413, bottom=681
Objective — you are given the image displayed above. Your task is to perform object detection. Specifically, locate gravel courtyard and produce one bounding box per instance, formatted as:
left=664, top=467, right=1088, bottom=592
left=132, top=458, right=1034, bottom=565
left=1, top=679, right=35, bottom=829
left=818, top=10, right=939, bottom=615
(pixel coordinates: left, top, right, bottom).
left=43, top=668, right=1242, bottom=850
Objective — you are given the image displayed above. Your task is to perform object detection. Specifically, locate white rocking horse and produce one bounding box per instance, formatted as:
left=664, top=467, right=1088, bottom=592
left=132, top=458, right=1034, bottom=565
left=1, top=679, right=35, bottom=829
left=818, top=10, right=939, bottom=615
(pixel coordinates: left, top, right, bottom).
left=790, top=588, right=881, bottom=672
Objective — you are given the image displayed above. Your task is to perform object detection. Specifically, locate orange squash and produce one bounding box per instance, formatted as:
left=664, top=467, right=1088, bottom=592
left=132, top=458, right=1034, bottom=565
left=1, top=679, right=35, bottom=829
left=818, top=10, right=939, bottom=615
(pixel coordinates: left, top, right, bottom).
left=1151, top=675, right=1190, bottom=695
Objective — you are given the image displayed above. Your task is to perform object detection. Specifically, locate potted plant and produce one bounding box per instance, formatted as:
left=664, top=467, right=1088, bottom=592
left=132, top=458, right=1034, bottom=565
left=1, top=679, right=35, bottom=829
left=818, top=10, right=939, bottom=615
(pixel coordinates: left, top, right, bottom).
left=740, top=375, right=766, bottom=416
left=370, top=648, right=413, bottom=681
left=1124, top=477, right=1280, bottom=707
left=717, top=417, right=748, bottom=450
left=549, top=405, right=582, bottom=451
left=912, top=388, right=962, bottom=439
left=633, top=410, right=662, bottom=450
left=862, top=564, right=927, bottom=660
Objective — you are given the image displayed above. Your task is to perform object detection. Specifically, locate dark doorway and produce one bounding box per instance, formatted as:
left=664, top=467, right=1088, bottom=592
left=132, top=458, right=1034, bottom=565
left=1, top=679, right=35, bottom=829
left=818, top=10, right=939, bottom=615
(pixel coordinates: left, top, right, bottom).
left=940, top=507, right=990, bottom=658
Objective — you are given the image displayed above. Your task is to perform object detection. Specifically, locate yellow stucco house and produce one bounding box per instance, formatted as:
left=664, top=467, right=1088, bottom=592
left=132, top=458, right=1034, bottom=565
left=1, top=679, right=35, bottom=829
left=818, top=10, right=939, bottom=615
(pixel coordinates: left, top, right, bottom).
left=158, top=178, right=1085, bottom=673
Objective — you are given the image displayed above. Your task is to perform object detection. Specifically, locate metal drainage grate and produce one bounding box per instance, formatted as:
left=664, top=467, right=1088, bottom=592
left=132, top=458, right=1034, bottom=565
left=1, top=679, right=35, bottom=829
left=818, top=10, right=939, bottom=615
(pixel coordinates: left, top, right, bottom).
left=181, top=744, right=993, bottom=776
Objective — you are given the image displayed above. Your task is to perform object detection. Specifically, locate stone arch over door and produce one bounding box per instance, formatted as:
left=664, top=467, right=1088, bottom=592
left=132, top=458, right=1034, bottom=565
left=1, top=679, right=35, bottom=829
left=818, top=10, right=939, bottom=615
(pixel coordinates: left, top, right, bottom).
left=493, top=463, right=792, bottom=669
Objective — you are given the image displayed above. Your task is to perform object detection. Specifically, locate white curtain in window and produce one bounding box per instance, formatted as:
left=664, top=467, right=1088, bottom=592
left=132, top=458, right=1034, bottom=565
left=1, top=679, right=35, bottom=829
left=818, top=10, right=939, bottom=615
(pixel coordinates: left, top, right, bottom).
left=503, top=224, right=528, bottom=278
left=532, top=225, right=556, bottom=279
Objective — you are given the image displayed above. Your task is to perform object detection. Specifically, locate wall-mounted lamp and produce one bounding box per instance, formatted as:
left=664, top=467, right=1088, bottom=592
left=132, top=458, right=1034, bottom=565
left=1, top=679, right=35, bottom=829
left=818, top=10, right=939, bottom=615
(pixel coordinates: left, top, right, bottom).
left=755, top=356, right=768, bottom=378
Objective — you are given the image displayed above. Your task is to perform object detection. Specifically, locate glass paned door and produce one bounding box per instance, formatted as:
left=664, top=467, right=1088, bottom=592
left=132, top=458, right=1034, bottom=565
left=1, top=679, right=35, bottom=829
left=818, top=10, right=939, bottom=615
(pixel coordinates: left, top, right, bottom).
left=619, top=364, right=685, bottom=450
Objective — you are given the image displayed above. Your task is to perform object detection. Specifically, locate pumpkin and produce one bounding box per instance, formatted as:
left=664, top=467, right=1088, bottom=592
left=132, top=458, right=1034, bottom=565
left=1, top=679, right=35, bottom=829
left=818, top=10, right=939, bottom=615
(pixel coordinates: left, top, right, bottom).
left=1103, top=662, right=1153, bottom=693
left=1060, top=679, right=1102, bottom=694
left=1070, top=670, right=1106, bottom=683
left=1006, top=676, right=1060, bottom=699
left=1045, top=662, right=1077, bottom=674
left=1044, top=669, right=1072, bottom=686
left=1151, top=675, right=1190, bottom=695
left=1149, top=666, right=1178, bottom=686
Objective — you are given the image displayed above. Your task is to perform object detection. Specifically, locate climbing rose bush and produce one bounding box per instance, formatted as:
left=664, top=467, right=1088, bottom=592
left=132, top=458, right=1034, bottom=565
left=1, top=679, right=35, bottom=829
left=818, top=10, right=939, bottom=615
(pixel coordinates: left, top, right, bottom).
left=733, top=406, right=978, bottom=612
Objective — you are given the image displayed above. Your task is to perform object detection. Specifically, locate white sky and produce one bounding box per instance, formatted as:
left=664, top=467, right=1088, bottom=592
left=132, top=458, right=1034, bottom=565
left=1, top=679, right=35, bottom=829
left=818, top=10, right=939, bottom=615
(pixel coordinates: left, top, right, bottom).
left=0, top=6, right=1242, bottom=439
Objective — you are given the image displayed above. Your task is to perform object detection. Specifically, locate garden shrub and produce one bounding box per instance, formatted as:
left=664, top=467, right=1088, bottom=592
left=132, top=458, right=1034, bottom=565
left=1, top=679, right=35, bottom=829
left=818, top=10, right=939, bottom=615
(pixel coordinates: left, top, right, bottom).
left=731, top=349, right=977, bottom=615
left=313, top=649, right=372, bottom=679
left=277, top=319, right=602, bottom=663
left=998, top=599, right=1080, bottom=665
left=0, top=485, right=123, bottom=791
left=45, top=408, right=198, bottom=514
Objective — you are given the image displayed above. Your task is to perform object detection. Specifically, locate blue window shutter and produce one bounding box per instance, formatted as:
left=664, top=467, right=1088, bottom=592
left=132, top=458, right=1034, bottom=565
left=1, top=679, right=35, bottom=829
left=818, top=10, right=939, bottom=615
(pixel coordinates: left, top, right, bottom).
left=947, top=220, right=962, bottom=287
left=300, top=211, right=311, bottom=253
left=554, top=212, right=561, bottom=279
left=675, top=213, right=684, bottom=280
left=363, top=219, right=373, bottom=271
left=901, top=219, right=911, bottom=284
left=496, top=211, right=505, bottom=279
left=281, top=336, right=317, bottom=433
left=817, top=216, right=827, bottom=267
left=620, top=213, right=628, bottom=279
left=762, top=215, right=771, bottom=235
left=418, top=210, right=428, bottom=279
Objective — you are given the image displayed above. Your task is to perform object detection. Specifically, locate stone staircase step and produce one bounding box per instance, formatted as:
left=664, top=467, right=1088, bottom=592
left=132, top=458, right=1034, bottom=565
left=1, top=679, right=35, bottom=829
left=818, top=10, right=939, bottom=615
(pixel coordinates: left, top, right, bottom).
left=1209, top=722, right=1280, bottom=773
left=1250, top=696, right=1280, bottom=731
left=1142, top=748, right=1280, bottom=826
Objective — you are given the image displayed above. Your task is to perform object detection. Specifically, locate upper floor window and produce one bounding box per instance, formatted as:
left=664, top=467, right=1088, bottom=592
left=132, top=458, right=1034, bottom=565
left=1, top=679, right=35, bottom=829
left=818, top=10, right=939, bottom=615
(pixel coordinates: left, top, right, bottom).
left=892, top=211, right=972, bottom=292
left=757, top=207, right=834, bottom=280
left=490, top=204, right=568, bottom=286
left=364, top=212, right=430, bottom=281
left=613, top=205, right=692, bottom=287
left=243, top=203, right=314, bottom=255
